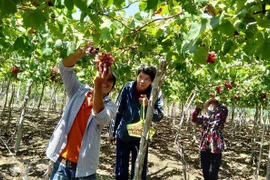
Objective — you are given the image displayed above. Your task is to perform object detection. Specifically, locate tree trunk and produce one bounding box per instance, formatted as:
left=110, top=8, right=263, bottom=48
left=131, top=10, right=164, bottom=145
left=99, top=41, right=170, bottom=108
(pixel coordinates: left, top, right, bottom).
left=14, top=81, right=33, bottom=153
left=0, top=78, right=11, bottom=135
left=255, top=106, right=265, bottom=179
left=171, top=102, right=176, bottom=125
left=266, top=144, right=270, bottom=179
left=250, top=104, right=259, bottom=164
left=0, top=78, right=11, bottom=119
left=30, top=83, right=38, bottom=111
left=15, top=81, right=21, bottom=105
left=5, top=82, right=16, bottom=134
left=0, top=80, right=7, bottom=98
left=173, top=91, right=196, bottom=180
left=231, top=101, right=236, bottom=137
left=177, top=91, right=196, bottom=130
left=133, top=60, right=168, bottom=180
left=36, top=82, right=46, bottom=117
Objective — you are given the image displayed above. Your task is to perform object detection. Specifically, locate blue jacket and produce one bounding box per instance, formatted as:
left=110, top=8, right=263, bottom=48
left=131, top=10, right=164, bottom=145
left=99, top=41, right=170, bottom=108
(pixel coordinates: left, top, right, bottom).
left=112, top=81, right=164, bottom=143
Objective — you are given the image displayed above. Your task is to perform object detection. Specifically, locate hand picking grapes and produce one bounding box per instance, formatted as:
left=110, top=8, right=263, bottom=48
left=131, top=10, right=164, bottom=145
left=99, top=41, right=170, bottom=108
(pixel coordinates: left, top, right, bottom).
left=81, top=41, right=99, bottom=55
left=94, top=52, right=115, bottom=77
left=95, top=52, right=115, bottom=66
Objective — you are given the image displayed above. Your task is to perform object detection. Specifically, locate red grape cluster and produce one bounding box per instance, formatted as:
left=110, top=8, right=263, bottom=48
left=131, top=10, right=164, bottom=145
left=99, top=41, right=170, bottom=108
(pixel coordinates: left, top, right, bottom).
left=50, top=67, right=61, bottom=83
left=261, top=93, right=267, bottom=100
left=224, top=81, right=234, bottom=90
left=215, top=85, right=222, bottom=94
left=234, top=95, right=240, bottom=100
left=206, top=51, right=217, bottom=63
left=97, top=52, right=115, bottom=66
left=11, top=66, right=20, bottom=78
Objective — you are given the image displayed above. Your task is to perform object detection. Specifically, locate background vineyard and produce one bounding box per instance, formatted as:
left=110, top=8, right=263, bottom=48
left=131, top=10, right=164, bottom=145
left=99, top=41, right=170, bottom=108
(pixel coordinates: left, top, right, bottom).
left=1, top=0, right=270, bottom=179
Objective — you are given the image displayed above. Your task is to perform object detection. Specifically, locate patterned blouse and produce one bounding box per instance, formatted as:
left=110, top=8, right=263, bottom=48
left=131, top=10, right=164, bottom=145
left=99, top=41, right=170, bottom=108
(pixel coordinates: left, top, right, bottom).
left=192, top=105, right=228, bottom=154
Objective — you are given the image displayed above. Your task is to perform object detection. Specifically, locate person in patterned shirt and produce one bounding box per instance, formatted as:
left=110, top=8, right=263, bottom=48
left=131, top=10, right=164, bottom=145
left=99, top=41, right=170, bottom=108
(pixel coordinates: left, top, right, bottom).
left=192, top=97, right=228, bottom=180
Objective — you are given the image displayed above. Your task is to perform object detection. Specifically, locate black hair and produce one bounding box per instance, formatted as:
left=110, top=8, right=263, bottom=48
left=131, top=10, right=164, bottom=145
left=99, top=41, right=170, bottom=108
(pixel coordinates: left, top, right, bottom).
left=209, top=100, right=219, bottom=106
left=111, top=73, right=116, bottom=89
left=137, top=64, right=156, bottom=81
left=105, top=73, right=116, bottom=96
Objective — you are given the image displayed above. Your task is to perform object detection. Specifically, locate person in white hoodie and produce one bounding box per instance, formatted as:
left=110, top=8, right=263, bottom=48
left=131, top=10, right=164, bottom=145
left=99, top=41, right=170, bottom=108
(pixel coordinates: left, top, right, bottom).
left=46, top=43, right=117, bottom=180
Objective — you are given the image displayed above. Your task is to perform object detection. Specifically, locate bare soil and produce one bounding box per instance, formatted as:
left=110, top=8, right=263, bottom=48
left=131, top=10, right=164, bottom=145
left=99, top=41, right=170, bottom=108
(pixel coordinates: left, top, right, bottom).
left=0, top=109, right=268, bottom=180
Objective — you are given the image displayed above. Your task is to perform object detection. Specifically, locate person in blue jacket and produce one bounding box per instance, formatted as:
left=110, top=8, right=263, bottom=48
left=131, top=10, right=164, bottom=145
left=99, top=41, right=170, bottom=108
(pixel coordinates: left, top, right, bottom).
left=109, top=64, right=164, bottom=180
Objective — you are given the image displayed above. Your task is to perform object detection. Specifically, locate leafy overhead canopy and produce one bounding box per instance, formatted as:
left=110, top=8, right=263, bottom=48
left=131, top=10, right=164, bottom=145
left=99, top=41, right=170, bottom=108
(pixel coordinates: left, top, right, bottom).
left=0, top=0, right=269, bottom=107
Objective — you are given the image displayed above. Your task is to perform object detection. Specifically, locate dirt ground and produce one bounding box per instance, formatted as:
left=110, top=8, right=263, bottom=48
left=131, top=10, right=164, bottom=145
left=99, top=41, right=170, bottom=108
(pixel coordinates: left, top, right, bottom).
left=0, top=109, right=268, bottom=180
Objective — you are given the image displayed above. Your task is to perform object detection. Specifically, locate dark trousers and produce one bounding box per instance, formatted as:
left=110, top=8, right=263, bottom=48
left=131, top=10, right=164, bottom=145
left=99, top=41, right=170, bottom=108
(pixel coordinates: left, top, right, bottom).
left=200, top=150, right=222, bottom=180
left=115, top=137, right=148, bottom=180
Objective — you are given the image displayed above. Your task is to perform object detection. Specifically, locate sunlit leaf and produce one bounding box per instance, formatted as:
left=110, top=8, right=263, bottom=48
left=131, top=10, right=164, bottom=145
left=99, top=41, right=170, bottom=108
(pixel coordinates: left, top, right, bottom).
left=193, top=47, right=208, bottom=64
left=139, top=1, right=147, bottom=11
left=23, top=9, right=46, bottom=29
left=187, top=22, right=201, bottom=40
left=100, top=27, right=111, bottom=40
left=42, top=48, right=53, bottom=57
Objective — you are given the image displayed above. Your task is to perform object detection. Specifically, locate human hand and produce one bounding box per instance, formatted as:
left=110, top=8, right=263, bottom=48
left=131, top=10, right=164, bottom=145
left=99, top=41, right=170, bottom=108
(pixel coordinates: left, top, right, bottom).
left=139, top=94, right=148, bottom=106
left=204, top=96, right=217, bottom=110
left=195, top=105, right=202, bottom=112
left=81, top=41, right=99, bottom=55
left=94, top=63, right=112, bottom=85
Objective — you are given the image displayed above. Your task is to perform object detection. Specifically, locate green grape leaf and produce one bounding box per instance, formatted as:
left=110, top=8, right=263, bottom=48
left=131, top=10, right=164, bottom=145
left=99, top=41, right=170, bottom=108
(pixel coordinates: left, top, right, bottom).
left=23, top=9, right=46, bottom=29
left=219, top=21, right=235, bottom=37
left=100, top=27, right=111, bottom=40
left=193, top=47, right=208, bottom=64
left=0, top=0, right=17, bottom=16
left=14, top=37, right=26, bottom=50
left=187, top=22, right=201, bottom=40
left=256, top=18, right=270, bottom=28
left=42, top=47, right=53, bottom=57
left=65, top=0, right=74, bottom=10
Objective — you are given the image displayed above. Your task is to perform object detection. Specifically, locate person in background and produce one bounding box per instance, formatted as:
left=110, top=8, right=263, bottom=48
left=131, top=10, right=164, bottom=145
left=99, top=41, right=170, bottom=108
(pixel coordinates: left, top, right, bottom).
left=109, top=64, right=164, bottom=180
left=192, top=96, right=228, bottom=180
left=46, top=42, right=117, bottom=180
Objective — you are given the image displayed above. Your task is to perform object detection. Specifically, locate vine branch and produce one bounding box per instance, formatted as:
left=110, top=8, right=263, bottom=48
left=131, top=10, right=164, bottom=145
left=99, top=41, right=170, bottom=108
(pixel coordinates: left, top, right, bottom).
left=134, top=11, right=184, bottom=33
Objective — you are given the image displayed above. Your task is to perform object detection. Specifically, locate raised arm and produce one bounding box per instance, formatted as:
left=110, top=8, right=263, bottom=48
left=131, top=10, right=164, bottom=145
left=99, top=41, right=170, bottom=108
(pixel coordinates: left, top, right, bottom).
left=203, top=97, right=216, bottom=111
left=63, top=49, right=86, bottom=67
left=60, top=43, right=97, bottom=98
left=192, top=106, right=204, bottom=125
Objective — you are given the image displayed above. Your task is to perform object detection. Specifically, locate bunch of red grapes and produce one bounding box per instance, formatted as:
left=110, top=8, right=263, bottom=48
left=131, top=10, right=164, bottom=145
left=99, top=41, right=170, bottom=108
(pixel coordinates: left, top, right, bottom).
left=11, top=66, right=20, bottom=77
left=215, top=85, right=222, bottom=94
left=261, top=93, right=267, bottom=100
left=206, top=51, right=217, bottom=64
left=97, top=52, right=115, bottom=66
left=50, top=67, right=61, bottom=83
left=224, top=81, right=234, bottom=90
